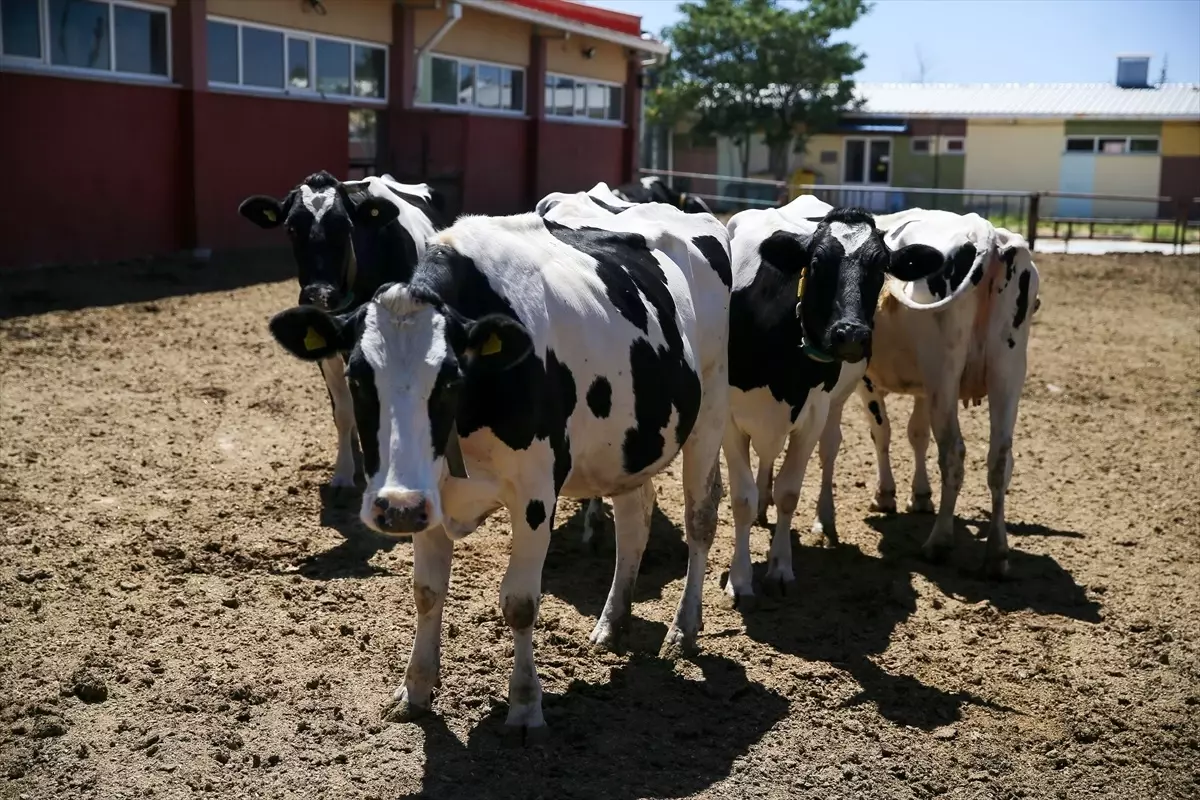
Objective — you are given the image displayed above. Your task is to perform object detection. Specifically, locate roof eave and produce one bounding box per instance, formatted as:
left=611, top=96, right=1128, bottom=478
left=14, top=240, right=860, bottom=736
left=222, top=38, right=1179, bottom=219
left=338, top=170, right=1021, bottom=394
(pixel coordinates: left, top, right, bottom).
left=456, top=0, right=670, bottom=56
left=845, top=111, right=1200, bottom=121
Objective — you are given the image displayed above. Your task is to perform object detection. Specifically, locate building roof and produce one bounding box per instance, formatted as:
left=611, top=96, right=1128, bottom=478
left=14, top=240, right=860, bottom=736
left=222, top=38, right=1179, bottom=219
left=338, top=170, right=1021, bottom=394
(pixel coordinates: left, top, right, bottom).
left=459, top=0, right=668, bottom=55
left=851, top=82, right=1200, bottom=120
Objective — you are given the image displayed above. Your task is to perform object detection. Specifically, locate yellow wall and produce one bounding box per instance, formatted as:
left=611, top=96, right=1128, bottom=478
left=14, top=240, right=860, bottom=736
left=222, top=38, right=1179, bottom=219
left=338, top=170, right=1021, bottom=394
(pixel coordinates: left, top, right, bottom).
left=796, top=134, right=845, bottom=185
left=412, top=4, right=531, bottom=67
left=964, top=120, right=1064, bottom=195
left=1162, top=122, right=1200, bottom=157
left=1092, top=155, right=1162, bottom=218
left=545, top=37, right=626, bottom=83
left=208, top=0, right=392, bottom=44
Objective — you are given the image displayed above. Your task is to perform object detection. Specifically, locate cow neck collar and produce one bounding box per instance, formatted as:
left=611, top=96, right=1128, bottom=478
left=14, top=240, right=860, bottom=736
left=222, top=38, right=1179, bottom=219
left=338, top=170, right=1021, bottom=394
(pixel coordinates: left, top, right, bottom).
left=794, top=266, right=836, bottom=364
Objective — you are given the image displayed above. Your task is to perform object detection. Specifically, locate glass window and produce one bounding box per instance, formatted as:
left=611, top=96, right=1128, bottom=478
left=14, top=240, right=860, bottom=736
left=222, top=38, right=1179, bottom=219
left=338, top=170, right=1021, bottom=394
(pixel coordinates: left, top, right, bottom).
left=2, top=0, right=42, bottom=58
left=587, top=83, right=607, bottom=119
left=607, top=84, right=622, bottom=120
left=428, top=55, right=456, bottom=104
left=1065, top=137, right=1095, bottom=153
left=316, top=38, right=350, bottom=95
left=476, top=64, right=500, bottom=109
left=944, top=137, right=965, bottom=153
left=1129, top=138, right=1159, bottom=154
left=553, top=76, right=573, bottom=115
left=353, top=44, right=384, bottom=98
left=503, top=68, right=524, bottom=111
left=1099, top=137, right=1127, bottom=154
left=242, top=26, right=283, bottom=88
left=867, top=139, right=891, bottom=184
left=207, top=20, right=238, bottom=84
left=573, top=81, right=585, bottom=116
left=287, top=37, right=309, bottom=89
left=49, top=0, right=109, bottom=70
left=349, top=108, right=377, bottom=163
left=113, top=5, right=167, bottom=76
left=457, top=61, right=474, bottom=105
left=844, top=139, right=866, bottom=182
left=911, top=138, right=932, bottom=154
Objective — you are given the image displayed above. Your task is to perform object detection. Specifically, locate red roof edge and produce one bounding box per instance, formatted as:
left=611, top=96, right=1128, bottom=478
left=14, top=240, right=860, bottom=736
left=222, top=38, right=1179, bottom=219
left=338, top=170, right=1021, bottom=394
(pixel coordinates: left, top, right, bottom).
left=505, top=0, right=644, bottom=37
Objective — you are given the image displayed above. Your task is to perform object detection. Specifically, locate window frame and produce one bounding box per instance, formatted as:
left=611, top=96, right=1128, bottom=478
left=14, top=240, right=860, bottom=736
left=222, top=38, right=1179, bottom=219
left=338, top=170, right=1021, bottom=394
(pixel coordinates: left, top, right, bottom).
left=206, top=14, right=387, bottom=105
left=0, top=0, right=172, bottom=83
left=943, top=136, right=965, bottom=154
left=910, top=136, right=933, bottom=155
left=1064, top=135, right=1160, bottom=156
left=544, top=71, right=624, bottom=125
left=415, top=52, right=527, bottom=116
left=843, top=136, right=892, bottom=185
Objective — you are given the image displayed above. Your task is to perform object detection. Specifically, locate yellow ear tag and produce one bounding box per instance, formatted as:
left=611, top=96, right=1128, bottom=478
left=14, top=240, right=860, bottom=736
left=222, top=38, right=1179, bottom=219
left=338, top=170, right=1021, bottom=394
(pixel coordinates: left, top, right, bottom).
left=796, top=267, right=807, bottom=300
left=303, top=327, right=327, bottom=352
left=480, top=332, right=503, bottom=356
left=264, top=209, right=276, bottom=223
left=370, top=208, right=379, bottom=217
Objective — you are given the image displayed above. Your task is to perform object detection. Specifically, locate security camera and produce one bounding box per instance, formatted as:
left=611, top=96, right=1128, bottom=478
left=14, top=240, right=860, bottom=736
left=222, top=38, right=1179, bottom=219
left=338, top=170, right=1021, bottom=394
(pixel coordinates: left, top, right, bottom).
left=583, top=46, right=596, bottom=59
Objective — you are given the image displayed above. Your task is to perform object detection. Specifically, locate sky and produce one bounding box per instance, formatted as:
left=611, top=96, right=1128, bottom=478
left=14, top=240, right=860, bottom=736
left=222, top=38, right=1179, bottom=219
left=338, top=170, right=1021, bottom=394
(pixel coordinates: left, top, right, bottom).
left=586, top=0, right=1200, bottom=84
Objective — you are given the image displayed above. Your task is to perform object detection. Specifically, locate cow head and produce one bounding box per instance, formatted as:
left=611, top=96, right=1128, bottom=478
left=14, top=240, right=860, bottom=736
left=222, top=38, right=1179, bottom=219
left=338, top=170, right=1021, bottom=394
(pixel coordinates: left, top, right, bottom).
left=238, top=171, right=400, bottom=311
left=759, top=208, right=944, bottom=363
left=266, top=280, right=532, bottom=537
left=644, top=176, right=713, bottom=215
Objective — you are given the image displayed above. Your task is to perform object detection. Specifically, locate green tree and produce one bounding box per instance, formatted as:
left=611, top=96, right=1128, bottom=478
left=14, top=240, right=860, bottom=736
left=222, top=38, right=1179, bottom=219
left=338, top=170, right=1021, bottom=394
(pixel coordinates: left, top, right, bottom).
left=650, top=0, right=868, bottom=183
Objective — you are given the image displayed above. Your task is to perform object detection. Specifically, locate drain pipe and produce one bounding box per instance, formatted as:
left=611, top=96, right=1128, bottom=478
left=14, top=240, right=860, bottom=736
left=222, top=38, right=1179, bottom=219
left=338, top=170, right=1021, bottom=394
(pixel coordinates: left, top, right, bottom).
left=414, top=1, right=463, bottom=99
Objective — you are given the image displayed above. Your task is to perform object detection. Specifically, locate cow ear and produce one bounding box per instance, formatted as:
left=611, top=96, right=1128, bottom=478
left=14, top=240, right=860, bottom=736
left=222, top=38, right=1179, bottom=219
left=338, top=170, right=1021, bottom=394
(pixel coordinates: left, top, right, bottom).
left=887, top=243, right=945, bottom=282
left=352, top=196, right=400, bottom=230
left=758, top=230, right=812, bottom=275
left=239, top=195, right=285, bottom=229
left=461, top=314, right=533, bottom=374
left=268, top=305, right=362, bottom=361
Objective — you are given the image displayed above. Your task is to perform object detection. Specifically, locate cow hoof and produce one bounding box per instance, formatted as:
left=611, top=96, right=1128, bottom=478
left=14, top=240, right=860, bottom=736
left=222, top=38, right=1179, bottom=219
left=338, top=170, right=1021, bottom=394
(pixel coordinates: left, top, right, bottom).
left=921, top=540, right=953, bottom=565
left=659, top=626, right=698, bottom=660
left=761, top=573, right=796, bottom=599
left=907, top=493, right=935, bottom=514
left=982, top=554, right=1010, bottom=580
left=502, top=722, right=550, bottom=748
left=869, top=491, right=897, bottom=514
left=811, top=519, right=839, bottom=546
left=587, top=619, right=626, bottom=653
left=722, top=580, right=757, bottom=612
left=381, top=696, right=429, bottom=723
left=327, top=483, right=361, bottom=509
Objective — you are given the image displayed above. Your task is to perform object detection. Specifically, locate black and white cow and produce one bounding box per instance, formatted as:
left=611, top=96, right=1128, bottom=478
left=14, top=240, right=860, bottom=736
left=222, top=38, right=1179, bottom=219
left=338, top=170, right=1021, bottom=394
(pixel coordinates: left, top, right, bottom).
left=721, top=196, right=945, bottom=604
left=265, top=200, right=731, bottom=738
left=613, top=175, right=714, bottom=215
left=799, top=209, right=1041, bottom=577
left=535, top=181, right=636, bottom=218
left=238, top=171, right=446, bottom=500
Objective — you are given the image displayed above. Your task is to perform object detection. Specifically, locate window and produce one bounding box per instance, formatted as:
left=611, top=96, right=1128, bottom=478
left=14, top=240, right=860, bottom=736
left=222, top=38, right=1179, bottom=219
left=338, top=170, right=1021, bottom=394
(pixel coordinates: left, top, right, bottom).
left=205, top=16, right=386, bottom=102
left=544, top=72, right=623, bottom=123
left=1064, top=135, right=1161, bottom=155
left=844, top=138, right=891, bottom=184
left=819, top=150, right=838, bottom=165
left=348, top=108, right=377, bottom=180
left=944, top=137, right=965, bottom=153
left=1, top=0, right=169, bottom=78
left=911, top=136, right=963, bottom=155
left=911, top=137, right=932, bottom=154
left=417, top=53, right=525, bottom=113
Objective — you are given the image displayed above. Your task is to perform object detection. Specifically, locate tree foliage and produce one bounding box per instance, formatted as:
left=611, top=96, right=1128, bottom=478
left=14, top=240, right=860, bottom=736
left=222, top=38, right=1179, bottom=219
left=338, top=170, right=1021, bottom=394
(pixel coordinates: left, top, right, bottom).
left=649, top=0, right=868, bottom=181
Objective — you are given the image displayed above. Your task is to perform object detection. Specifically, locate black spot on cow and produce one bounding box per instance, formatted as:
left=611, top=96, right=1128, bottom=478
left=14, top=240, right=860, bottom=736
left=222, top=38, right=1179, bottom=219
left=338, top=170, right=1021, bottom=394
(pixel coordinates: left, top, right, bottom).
left=345, top=354, right=381, bottom=477
left=552, top=433, right=572, bottom=495
left=1013, top=270, right=1032, bottom=329
left=862, top=375, right=875, bottom=393
left=1001, top=246, right=1018, bottom=287
left=1007, top=336, right=1016, bottom=349
left=950, top=243, right=978, bottom=289
left=547, top=350, right=576, bottom=421
left=867, top=400, right=884, bottom=426
left=426, top=359, right=461, bottom=460
left=525, top=499, right=547, bottom=531
left=691, top=234, right=732, bottom=288
left=587, top=376, right=613, bottom=418
left=589, top=196, right=632, bottom=215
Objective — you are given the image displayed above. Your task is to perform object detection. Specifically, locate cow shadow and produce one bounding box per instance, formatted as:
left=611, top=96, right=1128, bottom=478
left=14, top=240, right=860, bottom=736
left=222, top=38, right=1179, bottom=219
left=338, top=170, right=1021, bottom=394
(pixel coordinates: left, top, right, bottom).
left=728, top=533, right=1016, bottom=731
left=279, top=488, right=401, bottom=580
left=402, top=648, right=788, bottom=800
left=542, top=500, right=688, bottom=620
left=865, top=513, right=1101, bottom=622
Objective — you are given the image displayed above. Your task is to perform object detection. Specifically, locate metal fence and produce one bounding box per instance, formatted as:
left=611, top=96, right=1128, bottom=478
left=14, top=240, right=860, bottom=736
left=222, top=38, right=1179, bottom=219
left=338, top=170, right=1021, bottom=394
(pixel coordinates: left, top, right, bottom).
left=638, top=168, right=1200, bottom=254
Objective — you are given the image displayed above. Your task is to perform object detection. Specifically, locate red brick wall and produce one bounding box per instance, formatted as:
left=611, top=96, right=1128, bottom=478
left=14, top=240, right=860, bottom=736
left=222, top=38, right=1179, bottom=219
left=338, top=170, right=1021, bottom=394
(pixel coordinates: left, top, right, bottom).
left=536, top=121, right=625, bottom=198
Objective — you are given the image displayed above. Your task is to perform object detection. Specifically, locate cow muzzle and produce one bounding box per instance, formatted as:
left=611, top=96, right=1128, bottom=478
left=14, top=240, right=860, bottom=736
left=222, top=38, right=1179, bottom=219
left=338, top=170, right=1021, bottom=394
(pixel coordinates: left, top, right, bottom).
left=829, top=320, right=872, bottom=364
left=298, top=283, right=342, bottom=311
left=366, top=489, right=435, bottom=536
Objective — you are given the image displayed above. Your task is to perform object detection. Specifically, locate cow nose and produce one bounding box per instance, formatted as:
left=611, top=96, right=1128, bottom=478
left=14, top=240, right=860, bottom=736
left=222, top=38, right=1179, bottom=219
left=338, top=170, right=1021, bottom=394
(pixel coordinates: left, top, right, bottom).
left=299, top=284, right=339, bottom=310
left=369, top=490, right=430, bottom=535
left=830, top=321, right=871, bottom=363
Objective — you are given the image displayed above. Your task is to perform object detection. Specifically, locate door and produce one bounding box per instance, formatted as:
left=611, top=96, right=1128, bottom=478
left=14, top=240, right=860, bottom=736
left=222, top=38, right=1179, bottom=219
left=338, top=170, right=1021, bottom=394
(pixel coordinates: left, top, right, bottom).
left=843, top=138, right=892, bottom=211
left=1057, top=153, right=1095, bottom=218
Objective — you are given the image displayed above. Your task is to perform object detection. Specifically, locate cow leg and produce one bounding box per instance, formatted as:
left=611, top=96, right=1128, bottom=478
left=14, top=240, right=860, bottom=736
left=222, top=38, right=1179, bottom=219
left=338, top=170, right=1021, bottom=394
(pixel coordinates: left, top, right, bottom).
left=859, top=381, right=897, bottom=513
left=722, top=423, right=759, bottom=608
left=589, top=481, right=654, bottom=652
left=499, top=482, right=556, bottom=739
left=906, top=396, right=935, bottom=513
left=764, top=421, right=822, bottom=596
left=581, top=497, right=607, bottom=549
left=811, top=398, right=844, bottom=544
left=663, top=378, right=728, bottom=656
left=923, top=384, right=966, bottom=563
left=982, top=353, right=1027, bottom=579
left=384, top=526, right=453, bottom=721
left=318, top=356, right=360, bottom=503
left=754, top=458, right=773, bottom=526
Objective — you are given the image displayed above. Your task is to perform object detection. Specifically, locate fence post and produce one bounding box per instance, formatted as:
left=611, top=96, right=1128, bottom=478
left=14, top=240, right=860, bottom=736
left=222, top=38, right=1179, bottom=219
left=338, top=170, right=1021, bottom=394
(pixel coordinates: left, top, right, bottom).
left=1026, top=193, right=1040, bottom=250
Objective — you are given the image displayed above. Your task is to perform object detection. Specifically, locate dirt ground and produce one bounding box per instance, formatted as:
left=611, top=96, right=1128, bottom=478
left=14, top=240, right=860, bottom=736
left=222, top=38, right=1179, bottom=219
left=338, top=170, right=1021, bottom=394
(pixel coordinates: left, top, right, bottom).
left=1, top=251, right=1198, bottom=800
